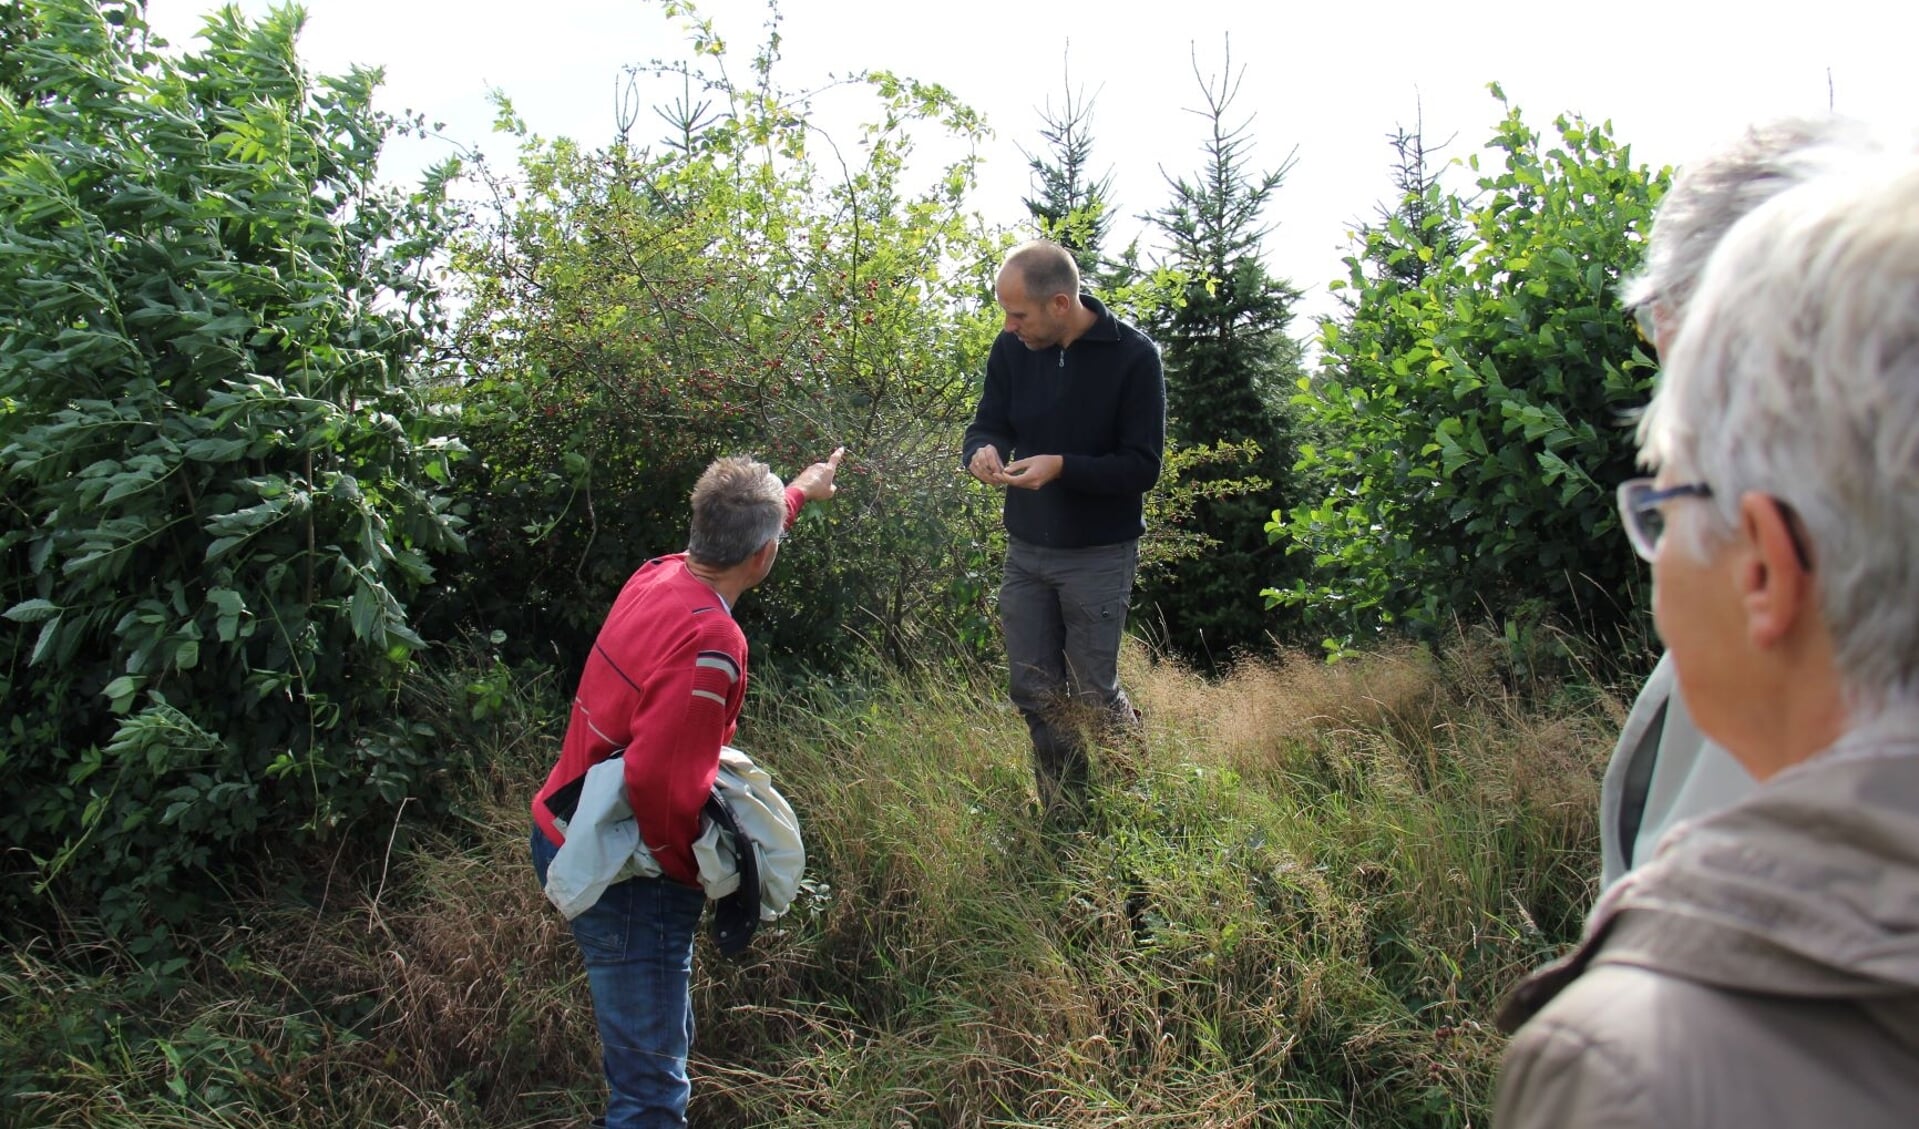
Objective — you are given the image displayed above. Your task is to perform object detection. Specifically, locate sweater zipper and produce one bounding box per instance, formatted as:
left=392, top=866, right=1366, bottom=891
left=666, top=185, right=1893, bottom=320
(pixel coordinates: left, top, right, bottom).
left=1058, top=346, right=1065, bottom=369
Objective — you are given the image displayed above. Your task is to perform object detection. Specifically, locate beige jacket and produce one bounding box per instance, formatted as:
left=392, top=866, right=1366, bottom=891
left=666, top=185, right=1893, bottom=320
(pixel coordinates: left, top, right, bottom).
left=1496, top=725, right=1919, bottom=1129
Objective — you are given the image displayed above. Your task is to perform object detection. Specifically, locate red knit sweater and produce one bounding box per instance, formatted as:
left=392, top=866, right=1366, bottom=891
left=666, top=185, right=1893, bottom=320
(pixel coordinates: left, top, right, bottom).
left=532, top=487, right=803, bottom=886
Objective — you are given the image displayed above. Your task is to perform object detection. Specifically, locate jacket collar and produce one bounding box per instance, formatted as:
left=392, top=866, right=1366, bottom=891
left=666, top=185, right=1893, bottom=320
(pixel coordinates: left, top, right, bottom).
left=1078, top=292, right=1123, bottom=344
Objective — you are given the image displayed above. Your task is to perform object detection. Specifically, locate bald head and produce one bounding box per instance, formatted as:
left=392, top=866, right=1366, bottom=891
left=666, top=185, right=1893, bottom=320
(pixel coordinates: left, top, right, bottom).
left=1002, top=240, right=1081, bottom=303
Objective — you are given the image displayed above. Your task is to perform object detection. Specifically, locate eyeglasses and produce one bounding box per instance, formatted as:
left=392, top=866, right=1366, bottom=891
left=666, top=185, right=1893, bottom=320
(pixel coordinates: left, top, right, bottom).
left=1616, top=477, right=1815, bottom=569
left=1616, top=478, right=1711, bottom=562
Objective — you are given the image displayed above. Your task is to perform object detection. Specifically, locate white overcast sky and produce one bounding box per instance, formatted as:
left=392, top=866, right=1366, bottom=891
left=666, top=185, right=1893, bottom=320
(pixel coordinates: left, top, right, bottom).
left=145, top=0, right=1917, bottom=328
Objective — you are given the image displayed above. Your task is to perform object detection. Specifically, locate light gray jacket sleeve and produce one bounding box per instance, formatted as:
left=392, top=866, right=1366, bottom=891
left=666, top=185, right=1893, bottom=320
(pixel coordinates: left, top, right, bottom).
left=1629, top=698, right=1752, bottom=871
left=1600, top=653, right=1756, bottom=889
left=1600, top=654, right=1681, bottom=889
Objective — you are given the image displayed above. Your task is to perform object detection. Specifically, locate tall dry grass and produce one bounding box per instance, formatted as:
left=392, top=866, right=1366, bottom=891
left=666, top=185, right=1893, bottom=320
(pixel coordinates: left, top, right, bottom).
left=3, top=630, right=1616, bottom=1128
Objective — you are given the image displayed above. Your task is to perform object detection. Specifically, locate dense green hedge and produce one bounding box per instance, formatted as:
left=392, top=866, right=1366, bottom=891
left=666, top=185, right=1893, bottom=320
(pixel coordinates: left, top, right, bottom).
left=1272, top=90, right=1669, bottom=656
left=0, top=1, right=465, bottom=937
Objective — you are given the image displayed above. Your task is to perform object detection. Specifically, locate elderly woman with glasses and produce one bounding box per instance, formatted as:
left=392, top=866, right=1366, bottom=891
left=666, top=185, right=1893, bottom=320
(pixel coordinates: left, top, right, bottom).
left=1493, top=159, right=1919, bottom=1127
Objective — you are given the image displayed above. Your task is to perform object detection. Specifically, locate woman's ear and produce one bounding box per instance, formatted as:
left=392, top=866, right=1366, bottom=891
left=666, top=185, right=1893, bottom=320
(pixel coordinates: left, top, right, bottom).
left=1736, top=491, right=1815, bottom=649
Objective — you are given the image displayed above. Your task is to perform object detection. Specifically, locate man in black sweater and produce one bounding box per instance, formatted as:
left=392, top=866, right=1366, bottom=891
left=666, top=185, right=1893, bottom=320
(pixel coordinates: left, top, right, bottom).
left=961, top=240, right=1166, bottom=825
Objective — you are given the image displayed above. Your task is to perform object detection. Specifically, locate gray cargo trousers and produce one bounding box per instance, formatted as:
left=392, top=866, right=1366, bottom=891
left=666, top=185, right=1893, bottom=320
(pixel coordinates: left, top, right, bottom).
left=999, top=536, right=1141, bottom=823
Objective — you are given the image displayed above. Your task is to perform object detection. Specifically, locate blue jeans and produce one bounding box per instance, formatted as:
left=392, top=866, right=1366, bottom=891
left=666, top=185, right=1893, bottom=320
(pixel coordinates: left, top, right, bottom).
left=998, top=537, right=1140, bottom=821
left=531, top=826, right=706, bottom=1128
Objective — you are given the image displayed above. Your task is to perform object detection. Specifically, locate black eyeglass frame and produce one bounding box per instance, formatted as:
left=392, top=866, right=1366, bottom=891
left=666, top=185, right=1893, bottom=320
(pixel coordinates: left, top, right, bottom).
left=1617, top=479, right=1711, bottom=562
left=1616, top=477, right=1813, bottom=570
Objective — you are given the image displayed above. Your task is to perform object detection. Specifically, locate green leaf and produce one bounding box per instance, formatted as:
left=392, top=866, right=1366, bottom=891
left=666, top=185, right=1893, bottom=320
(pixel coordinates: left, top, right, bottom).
left=207, top=587, right=247, bottom=643
left=30, top=617, right=62, bottom=666
left=103, top=676, right=145, bottom=714
left=3, top=598, right=60, bottom=624
left=184, top=437, right=251, bottom=461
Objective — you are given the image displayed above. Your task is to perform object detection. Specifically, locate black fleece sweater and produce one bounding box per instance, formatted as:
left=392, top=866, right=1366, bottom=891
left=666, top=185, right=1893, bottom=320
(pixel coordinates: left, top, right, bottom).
left=961, top=294, right=1166, bottom=548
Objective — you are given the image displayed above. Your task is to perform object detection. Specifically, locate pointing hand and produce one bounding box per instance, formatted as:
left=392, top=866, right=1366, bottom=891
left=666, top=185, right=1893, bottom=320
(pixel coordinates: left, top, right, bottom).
left=790, top=446, right=846, bottom=502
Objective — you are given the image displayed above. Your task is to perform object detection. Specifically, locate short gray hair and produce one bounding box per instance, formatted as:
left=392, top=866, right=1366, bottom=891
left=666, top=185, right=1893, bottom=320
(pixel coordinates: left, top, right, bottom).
left=1626, top=115, right=1884, bottom=319
left=1638, top=156, right=1919, bottom=707
left=1004, top=240, right=1080, bottom=301
left=686, top=455, right=786, bottom=567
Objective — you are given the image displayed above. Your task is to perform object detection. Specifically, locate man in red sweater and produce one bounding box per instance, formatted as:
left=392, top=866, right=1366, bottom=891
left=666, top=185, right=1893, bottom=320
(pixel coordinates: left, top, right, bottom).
left=531, top=447, right=841, bottom=1128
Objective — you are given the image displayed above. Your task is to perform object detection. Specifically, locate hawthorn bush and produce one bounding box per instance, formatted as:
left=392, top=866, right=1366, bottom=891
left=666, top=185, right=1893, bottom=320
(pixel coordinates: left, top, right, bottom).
left=443, top=13, right=1010, bottom=676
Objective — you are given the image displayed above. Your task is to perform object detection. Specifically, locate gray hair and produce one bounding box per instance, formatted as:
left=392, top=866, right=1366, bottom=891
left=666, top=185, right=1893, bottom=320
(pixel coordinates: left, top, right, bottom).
left=686, top=455, right=786, bottom=567
left=1003, top=240, right=1081, bottom=300
left=1638, top=156, right=1919, bottom=707
left=1626, top=116, right=1885, bottom=319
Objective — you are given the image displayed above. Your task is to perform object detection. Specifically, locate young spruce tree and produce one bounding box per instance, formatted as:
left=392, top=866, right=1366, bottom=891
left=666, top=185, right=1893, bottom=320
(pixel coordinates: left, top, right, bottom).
left=1138, top=40, right=1305, bottom=670
left=1019, top=52, right=1122, bottom=287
